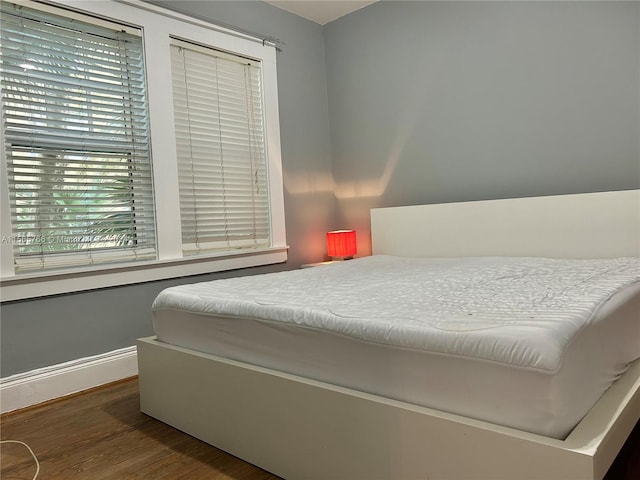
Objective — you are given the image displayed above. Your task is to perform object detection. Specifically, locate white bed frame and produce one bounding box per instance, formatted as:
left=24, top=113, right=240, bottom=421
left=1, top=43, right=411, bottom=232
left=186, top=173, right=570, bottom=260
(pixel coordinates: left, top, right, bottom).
left=138, top=189, right=640, bottom=480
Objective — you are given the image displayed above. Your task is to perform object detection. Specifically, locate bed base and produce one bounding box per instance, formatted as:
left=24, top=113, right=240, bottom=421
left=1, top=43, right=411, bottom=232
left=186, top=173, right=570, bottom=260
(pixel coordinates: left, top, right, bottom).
left=138, top=336, right=640, bottom=480
left=139, top=189, right=640, bottom=478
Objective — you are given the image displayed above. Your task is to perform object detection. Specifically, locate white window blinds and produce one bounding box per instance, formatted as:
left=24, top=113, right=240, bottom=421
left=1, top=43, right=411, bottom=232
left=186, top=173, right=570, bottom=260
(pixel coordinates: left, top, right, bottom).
left=170, top=39, right=270, bottom=255
left=0, top=1, right=156, bottom=273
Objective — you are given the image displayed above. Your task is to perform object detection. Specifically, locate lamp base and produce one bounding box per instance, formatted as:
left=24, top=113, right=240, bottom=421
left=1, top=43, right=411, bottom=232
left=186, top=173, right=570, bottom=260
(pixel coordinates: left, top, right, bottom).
left=301, top=261, right=340, bottom=268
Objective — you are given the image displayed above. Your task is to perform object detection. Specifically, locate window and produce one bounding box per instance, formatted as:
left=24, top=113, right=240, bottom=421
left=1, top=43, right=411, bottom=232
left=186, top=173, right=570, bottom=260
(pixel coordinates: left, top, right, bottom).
left=0, top=1, right=155, bottom=273
left=0, top=0, right=286, bottom=301
left=170, top=39, right=269, bottom=255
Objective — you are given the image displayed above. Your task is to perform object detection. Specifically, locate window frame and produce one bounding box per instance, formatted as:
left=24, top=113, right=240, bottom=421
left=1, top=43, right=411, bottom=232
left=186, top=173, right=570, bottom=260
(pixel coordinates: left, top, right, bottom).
left=1, top=4, right=156, bottom=272
left=0, top=0, right=287, bottom=302
left=170, top=37, right=272, bottom=256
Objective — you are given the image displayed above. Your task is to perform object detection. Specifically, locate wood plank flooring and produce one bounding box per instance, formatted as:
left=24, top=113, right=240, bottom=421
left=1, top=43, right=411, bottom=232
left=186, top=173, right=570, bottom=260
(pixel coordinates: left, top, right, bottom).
left=1, top=377, right=279, bottom=479
left=1, top=376, right=638, bottom=479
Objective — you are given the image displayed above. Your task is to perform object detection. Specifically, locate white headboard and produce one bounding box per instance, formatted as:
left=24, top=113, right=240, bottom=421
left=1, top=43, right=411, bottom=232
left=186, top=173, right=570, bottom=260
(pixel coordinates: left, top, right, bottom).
left=371, top=190, right=640, bottom=259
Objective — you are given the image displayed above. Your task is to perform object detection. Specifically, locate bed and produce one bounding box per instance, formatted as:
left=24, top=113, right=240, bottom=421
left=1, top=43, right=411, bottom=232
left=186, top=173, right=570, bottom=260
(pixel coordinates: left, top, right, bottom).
left=137, top=189, right=640, bottom=480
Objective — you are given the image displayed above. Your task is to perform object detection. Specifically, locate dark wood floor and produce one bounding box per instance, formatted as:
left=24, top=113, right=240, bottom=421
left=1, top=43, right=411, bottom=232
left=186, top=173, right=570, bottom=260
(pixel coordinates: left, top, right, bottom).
left=0, top=377, right=279, bottom=479
left=1, top=376, right=638, bottom=479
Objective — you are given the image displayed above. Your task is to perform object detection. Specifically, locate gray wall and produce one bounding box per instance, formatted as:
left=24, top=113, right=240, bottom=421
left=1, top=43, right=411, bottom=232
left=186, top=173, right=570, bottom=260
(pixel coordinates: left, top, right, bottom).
left=324, top=0, right=640, bottom=255
left=1, top=1, right=334, bottom=377
left=3, top=0, right=639, bottom=377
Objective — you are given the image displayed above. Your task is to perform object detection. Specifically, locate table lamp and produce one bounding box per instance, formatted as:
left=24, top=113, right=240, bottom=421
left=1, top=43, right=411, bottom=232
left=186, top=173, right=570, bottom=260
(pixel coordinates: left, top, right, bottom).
left=326, top=229, right=357, bottom=260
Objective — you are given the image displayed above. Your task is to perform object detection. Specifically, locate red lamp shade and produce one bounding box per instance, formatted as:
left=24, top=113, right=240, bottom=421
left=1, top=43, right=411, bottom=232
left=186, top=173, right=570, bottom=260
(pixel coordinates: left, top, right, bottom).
left=326, top=230, right=357, bottom=259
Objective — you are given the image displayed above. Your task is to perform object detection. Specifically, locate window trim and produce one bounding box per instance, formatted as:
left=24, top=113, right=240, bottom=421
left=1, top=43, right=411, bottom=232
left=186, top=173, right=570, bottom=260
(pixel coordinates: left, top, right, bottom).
left=170, top=37, right=272, bottom=256
left=0, top=0, right=287, bottom=301
left=0, top=246, right=288, bottom=301
left=1, top=4, right=156, bottom=271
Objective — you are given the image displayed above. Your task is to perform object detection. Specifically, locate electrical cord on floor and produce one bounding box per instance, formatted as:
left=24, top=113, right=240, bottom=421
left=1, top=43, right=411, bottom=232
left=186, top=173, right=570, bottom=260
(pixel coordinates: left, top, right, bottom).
left=0, top=440, right=40, bottom=479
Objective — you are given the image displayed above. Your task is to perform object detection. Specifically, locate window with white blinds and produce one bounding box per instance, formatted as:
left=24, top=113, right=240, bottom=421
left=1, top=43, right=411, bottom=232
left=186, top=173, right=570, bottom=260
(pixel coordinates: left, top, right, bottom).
left=0, top=1, right=155, bottom=272
left=0, top=0, right=286, bottom=300
left=170, top=39, right=270, bottom=255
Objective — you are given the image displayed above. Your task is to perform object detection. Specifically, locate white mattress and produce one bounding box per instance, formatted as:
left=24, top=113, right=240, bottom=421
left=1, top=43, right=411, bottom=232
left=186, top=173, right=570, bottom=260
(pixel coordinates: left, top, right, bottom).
left=152, top=255, right=640, bottom=439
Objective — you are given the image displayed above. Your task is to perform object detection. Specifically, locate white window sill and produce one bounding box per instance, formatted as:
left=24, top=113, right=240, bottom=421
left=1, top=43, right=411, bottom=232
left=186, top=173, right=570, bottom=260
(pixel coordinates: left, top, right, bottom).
left=0, top=246, right=288, bottom=302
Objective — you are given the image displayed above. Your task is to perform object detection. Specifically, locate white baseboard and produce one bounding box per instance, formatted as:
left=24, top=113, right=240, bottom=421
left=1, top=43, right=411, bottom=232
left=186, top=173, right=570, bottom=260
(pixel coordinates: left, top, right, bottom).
left=0, top=346, right=138, bottom=414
